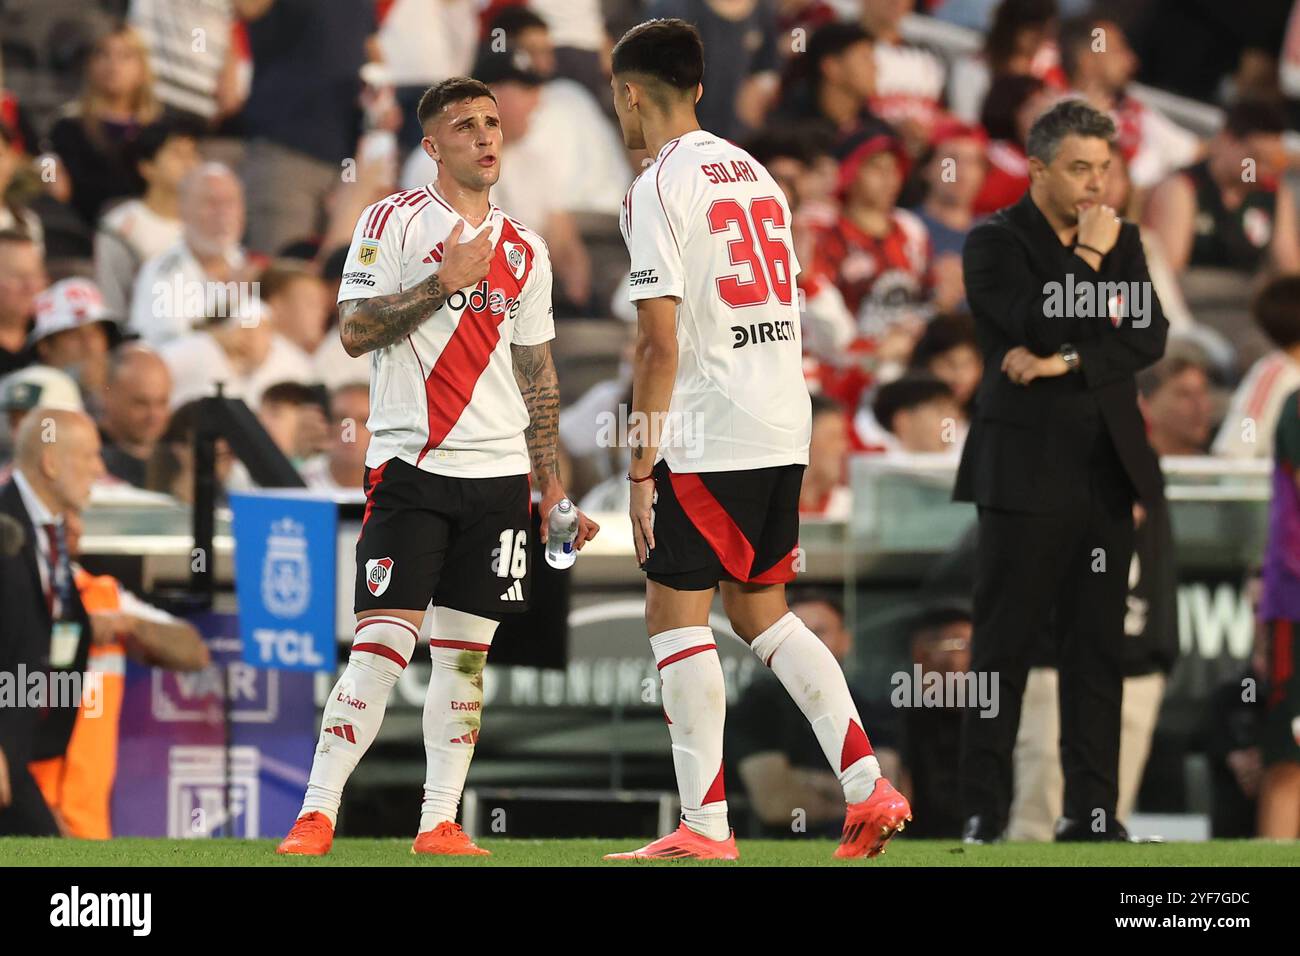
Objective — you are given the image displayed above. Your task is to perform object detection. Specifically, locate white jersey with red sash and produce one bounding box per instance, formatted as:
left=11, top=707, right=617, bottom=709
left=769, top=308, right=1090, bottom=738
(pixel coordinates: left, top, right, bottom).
left=338, top=183, right=555, bottom=478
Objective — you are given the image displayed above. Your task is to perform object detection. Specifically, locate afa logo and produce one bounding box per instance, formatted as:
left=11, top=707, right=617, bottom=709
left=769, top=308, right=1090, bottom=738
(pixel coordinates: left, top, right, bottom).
left=365, top=556, right=394, bottom=596
left=262, top=517, right=310, bottom=618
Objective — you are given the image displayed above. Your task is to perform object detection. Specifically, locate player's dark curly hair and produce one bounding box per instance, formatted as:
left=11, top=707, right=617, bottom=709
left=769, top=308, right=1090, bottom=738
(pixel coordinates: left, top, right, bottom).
left=417, top=77, right=496, bottom=130
left=611, top=19, right=704, bottom=93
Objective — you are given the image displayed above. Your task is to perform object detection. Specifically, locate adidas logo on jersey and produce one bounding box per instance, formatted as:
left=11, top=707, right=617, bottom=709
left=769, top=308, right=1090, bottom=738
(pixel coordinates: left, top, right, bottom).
left=499, top=580, right=523, bottom=602
left=422, top=243, right=445, bottom=264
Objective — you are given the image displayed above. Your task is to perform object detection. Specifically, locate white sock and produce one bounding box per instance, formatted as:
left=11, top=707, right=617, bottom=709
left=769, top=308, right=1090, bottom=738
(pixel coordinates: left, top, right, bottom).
left=419, top=606, right=498, bottom=832
left=300, top=615, right=418, bottom=826
left=651, top=625, right=730, bottom=841
left=750, top=611, right=881, bottom=804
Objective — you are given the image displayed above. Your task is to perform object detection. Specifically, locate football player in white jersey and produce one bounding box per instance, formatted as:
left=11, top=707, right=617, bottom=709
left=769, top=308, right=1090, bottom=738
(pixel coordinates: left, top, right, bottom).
left=277, top=77, right=598, bottom=857
left=603, top=20, right=911, bottom=861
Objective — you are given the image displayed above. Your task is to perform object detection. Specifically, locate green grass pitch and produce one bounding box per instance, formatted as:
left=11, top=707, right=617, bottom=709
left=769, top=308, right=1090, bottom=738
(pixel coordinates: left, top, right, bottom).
left=0, top=838, right=1293, bottom=867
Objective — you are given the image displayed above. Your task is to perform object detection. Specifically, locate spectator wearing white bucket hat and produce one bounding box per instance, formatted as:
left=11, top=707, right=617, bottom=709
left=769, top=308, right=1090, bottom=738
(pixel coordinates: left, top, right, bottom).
left=29, top=278, right=123, bottom=419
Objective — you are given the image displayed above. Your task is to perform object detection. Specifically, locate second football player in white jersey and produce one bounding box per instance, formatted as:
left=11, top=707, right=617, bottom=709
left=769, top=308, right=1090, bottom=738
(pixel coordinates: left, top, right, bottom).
left=604, top=19, right=912, bottom=861
left=277, top=76, right=598, bottom=857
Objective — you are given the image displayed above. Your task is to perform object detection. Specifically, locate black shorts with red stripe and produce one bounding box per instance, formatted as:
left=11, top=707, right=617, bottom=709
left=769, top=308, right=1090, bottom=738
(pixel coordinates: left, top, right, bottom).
left=642, top=459, right=804, bottom=591
left=355, top=457, right=532, bottom=618
left=1262, top=618, right=1300, bottom=765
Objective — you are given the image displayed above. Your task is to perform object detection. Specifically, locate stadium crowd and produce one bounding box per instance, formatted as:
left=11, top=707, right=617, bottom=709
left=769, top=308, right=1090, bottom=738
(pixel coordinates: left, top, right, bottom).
left=0, top=0, right=1298, bottom=840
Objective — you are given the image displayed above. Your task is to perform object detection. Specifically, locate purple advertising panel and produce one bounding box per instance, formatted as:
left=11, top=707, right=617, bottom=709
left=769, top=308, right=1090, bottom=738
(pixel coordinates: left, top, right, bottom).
left=111, top=611, right=317, bottom=838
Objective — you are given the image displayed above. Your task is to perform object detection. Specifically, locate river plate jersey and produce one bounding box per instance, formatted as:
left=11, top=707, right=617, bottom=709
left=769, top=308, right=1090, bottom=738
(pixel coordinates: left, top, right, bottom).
left=338, top=183, right=554, bottom=478
left=620, top=128, right=811, bottom=473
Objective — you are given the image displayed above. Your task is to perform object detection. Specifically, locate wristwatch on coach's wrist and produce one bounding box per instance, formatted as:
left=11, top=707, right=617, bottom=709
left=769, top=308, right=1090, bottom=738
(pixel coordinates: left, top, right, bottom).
left=1059, top=343, right=1080, bottom=372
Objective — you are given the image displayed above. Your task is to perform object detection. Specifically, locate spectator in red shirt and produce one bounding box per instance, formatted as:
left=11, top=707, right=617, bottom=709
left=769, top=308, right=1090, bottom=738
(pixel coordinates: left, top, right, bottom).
left=972, top=73, right=1050, bottom=215
left=813, top=134, right=932, bottom=342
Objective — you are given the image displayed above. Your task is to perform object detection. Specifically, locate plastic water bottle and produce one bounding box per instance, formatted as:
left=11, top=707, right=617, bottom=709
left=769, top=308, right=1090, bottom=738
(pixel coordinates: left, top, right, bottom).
left=544, top=499, right=579, bottom=569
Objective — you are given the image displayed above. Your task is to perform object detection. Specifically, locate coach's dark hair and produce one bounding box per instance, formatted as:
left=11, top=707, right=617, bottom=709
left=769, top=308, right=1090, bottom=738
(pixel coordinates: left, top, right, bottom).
left=1025, top=98, right=1115, bottom=164
left=1253, top=274, right=1300, bottom=350
left=1223, top=97, right=1288, bottom=140
left=417, top=77, right=496, bottom=130
left=871, top=373, right=953, bottom=435
left=611, top=19, right=704, bottom=93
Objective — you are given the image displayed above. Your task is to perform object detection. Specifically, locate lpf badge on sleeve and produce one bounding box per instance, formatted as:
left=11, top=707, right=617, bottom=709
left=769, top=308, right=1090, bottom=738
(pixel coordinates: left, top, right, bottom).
left=357, top=240, right=380, bottom=266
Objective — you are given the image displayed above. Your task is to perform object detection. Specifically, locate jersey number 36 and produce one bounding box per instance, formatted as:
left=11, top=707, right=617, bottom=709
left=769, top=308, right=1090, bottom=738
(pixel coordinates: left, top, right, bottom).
left=707, top=196, right=793, bottom=309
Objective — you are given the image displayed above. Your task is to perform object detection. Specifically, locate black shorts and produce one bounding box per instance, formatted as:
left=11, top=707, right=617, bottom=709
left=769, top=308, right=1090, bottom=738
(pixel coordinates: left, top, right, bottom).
left=355, top=457, right=532, bottom=617
left=642, top=459, right=804, bottom=591
left=1262, top=619, right=1300, bottom=766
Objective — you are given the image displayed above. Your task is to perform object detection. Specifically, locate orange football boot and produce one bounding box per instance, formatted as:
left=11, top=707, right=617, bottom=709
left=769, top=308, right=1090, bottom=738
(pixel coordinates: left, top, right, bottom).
left=604, top=823, right=739, bottom=861
left=276, top=811, right=335, bottom=856
left=411, top=821, right=490, bottom=856
left=835, top=778, right=912, bottom=859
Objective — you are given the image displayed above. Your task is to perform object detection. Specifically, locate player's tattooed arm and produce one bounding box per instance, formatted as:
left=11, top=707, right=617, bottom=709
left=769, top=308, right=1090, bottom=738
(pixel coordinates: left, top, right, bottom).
left=338, top=274, right=449, bottom=357
left=511, top=341, right=561, bottom=489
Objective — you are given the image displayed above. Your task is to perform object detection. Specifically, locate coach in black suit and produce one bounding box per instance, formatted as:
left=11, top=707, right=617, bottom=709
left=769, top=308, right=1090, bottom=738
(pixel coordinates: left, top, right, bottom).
left=953, top=100, right=1167, bottom=842
left=0, top=408, right=101, bottom=836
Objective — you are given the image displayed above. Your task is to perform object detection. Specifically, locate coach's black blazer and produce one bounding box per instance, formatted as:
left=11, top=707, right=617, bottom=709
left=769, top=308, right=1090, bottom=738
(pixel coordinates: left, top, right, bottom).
left=953, top=192, right=1168, bottom=512
left=0, top=479, right=92, bottom=767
